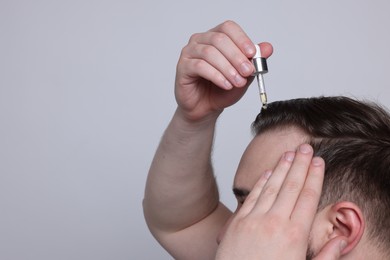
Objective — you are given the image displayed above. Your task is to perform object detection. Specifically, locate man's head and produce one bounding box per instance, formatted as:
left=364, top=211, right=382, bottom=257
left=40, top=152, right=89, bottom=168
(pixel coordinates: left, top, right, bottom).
left=233, top=96, right=390, bottom=258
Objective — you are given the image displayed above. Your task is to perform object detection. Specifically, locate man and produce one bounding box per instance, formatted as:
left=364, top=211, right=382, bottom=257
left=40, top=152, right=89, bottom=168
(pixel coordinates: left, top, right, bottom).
left=143, top=20, right=390, bottom=259
left=144, top=20, right=264, bottom=259
left=215, top=97, right=390, bottom=259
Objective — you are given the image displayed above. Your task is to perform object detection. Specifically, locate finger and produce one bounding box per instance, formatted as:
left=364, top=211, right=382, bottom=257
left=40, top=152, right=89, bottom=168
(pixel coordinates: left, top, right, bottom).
left=210, top=21, right=274, bottom=59
left=210, top=20, right=256, bottom=58
left=186, top=42, right=248, bottom=87
left=194, top=32, right=255, bottom=78
left=291, top=157, right=324, bottom=227
left=271, top=144, right=314, bottom=215
left=258, top=42, right=274, bottom=58
left=251, top=151, right=295, bottom=214
left=235, top=170, right=272, bottom=218
left=180, top=58, right=233, bottom=90
left=313, top=237, right=347, bottom=260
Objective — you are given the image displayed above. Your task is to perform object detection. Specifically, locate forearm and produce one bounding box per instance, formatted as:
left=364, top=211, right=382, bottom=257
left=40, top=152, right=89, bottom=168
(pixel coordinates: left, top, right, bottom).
left=143, top=21, right=270, bottom=258
left=143, top=107, right=221, bottom=233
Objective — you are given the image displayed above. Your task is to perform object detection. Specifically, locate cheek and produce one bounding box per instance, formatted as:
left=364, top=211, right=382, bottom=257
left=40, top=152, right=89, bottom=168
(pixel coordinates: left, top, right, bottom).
left=216, top=204, right=242, bottom=244
left=307, top=213, right=329, bottom=256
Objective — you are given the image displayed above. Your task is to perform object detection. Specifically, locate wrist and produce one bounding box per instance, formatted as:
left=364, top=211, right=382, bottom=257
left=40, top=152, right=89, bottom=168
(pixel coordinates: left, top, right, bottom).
left=174, top=107, right=221, bottom=131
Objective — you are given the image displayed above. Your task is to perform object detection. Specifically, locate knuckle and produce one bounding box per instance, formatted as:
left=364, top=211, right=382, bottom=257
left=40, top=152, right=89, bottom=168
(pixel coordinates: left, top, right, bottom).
left=284, top=180, right=301, bottom=193
left=201, top=45, right=215, bottom=58
left=245, top=195, right=258, bottom=205
left=180, top=44, right=191, bottom=57
left=189, top=33, right=200, bottom=43
left=262, top=185, right=279, bottom=197
left=221, top=20, right=236, bottom=30
left=210, top=32, right=226, bottom=45
left=192, top=59, right=205, bottom=71
left=300, top=187, right=319, bottom=200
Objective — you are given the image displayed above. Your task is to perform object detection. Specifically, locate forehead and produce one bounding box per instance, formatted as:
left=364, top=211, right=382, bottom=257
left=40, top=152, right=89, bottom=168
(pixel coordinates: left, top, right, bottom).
left=234, top=127, right=309, bottom=191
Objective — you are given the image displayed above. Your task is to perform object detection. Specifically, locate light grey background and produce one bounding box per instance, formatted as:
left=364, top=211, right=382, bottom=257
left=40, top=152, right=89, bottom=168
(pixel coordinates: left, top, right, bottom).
left=1, top=0, right=389, bottom=259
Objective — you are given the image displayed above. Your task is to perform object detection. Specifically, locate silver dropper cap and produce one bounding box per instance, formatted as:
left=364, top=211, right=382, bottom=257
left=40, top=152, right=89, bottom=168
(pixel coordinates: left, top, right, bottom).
left=252, top=45, right=269, bottom=109
left=252, top=56, right=268, bottom=76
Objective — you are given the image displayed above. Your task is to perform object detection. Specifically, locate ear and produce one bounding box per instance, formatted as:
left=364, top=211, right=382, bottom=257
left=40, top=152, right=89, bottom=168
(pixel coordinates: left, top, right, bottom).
left=327, top=201, right=365, bottom=255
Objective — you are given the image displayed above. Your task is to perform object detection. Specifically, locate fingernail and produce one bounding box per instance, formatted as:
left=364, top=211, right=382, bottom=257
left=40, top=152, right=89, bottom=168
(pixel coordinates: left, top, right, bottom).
left=311, top=157, right=323, bottom=166
left=244, top=44, right=255, bottom=56
left=299, top=144, right=312, bottom=154
left=240, top=61, right=253, bottom=75
left=234, top=74, right=245, bottom=86
left=224, top=79, right=233, bottom=90
left=264, top=170, right=272, bottom=179
left=284, top=151, right=295, bottom=162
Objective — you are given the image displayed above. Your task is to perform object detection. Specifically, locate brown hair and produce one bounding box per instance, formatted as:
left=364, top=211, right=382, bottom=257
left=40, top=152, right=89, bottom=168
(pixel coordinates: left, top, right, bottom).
left=252, top=96, right=390, bottom=253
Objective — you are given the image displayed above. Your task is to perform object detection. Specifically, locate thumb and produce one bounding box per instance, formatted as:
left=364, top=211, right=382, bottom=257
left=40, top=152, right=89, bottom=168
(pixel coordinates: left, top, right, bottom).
left=258, top=42, right=273, bottom=59
left=313, top=237, right=348, bottom=260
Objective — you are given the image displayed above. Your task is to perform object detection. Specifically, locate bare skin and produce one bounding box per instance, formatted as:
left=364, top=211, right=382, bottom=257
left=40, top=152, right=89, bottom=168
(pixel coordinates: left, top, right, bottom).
left=143, top=21, right=345, bottom=259
left=143, top=20, right=272, bottom=259
left=215, top=129, right=347, bottom=260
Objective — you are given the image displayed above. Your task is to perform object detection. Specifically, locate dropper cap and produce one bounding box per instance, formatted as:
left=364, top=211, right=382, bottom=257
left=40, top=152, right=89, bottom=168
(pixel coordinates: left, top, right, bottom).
left=252, top=45, right=268, bottom=76
left=251, top=45, right=269, bottom=109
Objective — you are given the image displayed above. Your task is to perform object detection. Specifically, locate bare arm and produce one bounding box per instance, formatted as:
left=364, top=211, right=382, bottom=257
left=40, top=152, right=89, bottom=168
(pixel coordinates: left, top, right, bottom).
left=143, top=20, right=273, bottom=259
left=144, top=108, right=232, bottom=259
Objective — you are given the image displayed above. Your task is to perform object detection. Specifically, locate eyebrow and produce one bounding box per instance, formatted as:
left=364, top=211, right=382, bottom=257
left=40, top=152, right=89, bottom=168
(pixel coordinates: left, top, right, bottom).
left=232, top=187, right=250, bottom=202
